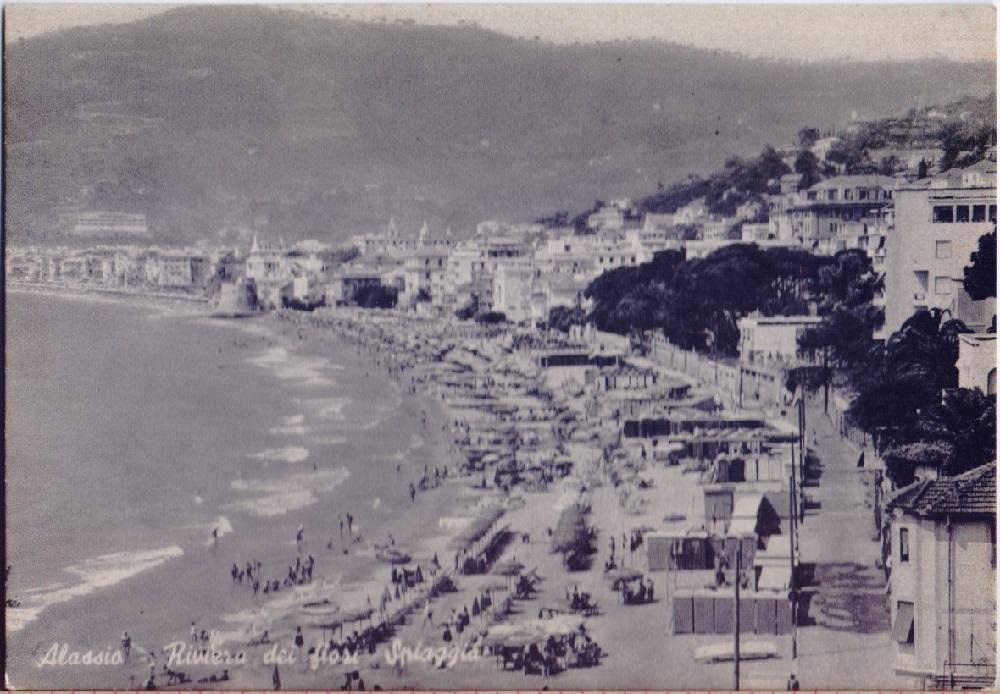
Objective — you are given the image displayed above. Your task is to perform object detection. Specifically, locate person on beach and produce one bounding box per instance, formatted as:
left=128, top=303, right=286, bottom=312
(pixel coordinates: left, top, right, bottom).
left=190, top=622, right=198, bottom=645
left=409, top=483, right=416, bottom=504
left=296, top=524, right=304, bottom=546
left=346, top=513, right=354, bottom=537
left=121, top=631, right=131, bottom=664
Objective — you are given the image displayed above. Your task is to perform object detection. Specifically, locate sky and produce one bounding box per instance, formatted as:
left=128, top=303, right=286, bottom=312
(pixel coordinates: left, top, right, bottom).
left=4, top=2, right=997, bottom=63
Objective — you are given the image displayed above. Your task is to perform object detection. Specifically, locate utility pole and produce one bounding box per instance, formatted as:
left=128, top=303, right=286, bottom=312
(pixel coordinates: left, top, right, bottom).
left=789, top=453, right=798, bottom=660
left=798, top=391, right=806, bottom=493
left=734, top=548, right=741, bottom=690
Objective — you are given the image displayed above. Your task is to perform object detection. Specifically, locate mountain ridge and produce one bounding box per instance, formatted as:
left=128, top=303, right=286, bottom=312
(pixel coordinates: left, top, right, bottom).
left=5, top=5, right=996, bottom=244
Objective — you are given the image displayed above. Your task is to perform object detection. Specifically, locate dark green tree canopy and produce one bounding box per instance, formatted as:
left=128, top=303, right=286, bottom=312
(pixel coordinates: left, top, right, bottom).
left=963, top=228, right=997, bottom=301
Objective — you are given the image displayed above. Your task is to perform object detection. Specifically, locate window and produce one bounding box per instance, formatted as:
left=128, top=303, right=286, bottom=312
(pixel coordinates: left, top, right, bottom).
left=935, top=276, right=953, bottom=295
left=845, top=189, right=855, bottom=200
left=933, top=206, right=954, bottom=223
left=973, top=205, right=987, bottom=222
left=859, top=189, right=868, bottom=200
left=893, top=601, right=915, bottom=645
left=899, top=527, right=910, bottom=562
left=990, top=205, right=997, bottom=223
left=935, top=240, right=953, bottom=259
left=956, top=205, right=970, bottom=223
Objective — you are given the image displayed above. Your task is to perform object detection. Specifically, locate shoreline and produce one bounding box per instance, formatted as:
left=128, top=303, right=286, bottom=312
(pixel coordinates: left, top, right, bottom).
left=5, top=296, right=503, bottom=691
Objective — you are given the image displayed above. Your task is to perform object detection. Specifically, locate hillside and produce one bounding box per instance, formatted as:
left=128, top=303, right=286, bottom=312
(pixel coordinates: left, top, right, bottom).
left=5, top=6, right=996, bottom=245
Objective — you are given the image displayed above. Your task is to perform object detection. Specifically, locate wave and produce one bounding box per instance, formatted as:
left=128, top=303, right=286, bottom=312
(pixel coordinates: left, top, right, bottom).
left=248, top=447, right=309, bottom=464
left=294, top=397, right=350, bottom=422
left=7, top=546, right=184, bottom=633
left=223, top=491, right=318, bottom=517
left=269, top=414, right=309, bottom=436
left=226, top=468, right=351, bottom=517
left=247, top=347, right=337, bottom=387
left=310, top=435, right=347, bottom=446
left=202, top=515, right=234, bottom=546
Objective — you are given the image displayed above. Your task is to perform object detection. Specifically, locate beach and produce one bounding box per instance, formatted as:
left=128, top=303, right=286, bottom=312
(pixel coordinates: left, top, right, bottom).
left=7, top=291, right=894, bottom=690
left=5, top=292, right=465, bottom=689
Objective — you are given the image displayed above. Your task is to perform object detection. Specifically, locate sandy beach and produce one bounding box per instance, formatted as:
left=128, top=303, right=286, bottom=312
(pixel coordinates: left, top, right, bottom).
left=5, top=294, right=471, bottom=690
left=7, top=295, right=877, bottom=690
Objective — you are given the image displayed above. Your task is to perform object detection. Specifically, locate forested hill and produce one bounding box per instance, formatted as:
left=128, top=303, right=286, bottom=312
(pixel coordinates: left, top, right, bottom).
left=5, top=5, right=996, bottom=244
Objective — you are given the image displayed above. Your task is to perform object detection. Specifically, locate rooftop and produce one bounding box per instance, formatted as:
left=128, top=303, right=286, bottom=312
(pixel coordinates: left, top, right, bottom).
left=888, top=461, right=996, bottom=516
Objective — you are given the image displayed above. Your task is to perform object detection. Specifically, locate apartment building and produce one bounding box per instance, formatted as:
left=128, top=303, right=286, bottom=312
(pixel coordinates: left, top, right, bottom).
left=883, top=168, right=997, bottom=335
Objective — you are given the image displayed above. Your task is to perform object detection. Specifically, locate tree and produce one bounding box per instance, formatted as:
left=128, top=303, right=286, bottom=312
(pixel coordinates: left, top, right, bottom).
left=914, top=387, right=996, bottom=476
left=455, top=298, right=478, bottom=320
left=797, top=127, right=820, bottom=150
left=848, top=309, right=970, bottom=449
left=794, top=150, right=822, bottom=189
left=547, top=305, right=586, bottom=332
left=963, top=228, right=997, bottom=300
left=474, top=310, right=507, bottom=324
left=795, top=250, right=885, bottom=409
left=535, top=210, right=569, bottom=228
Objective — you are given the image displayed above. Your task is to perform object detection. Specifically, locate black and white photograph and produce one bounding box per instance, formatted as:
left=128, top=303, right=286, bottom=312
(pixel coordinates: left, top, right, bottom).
left=3, top=3, right=998, bottom=690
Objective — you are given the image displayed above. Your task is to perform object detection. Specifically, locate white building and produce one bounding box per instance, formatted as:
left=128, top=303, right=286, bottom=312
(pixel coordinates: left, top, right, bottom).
left=887, top=462, right=996, bottom=689
left=492, top=258, right=541, bottom=323
left=738, top=314, right=823, bottom=365
left=883, top=169, right=997, bottom=335
left=956, top=333, right=997, bottom=394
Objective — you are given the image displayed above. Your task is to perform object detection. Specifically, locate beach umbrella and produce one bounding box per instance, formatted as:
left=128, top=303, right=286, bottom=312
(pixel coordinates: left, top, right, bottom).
left=479, top=580, right=509, bottom=593
left=541, top=614, right=585, bottom=637
left=377, top=548, right=411, bottom=565
left=487, top=623, right=524, bottom=639
left=492, top=561, right=524, bottom=577
left=605, top=567, right=643, bottom=583
left=503, top=633, right=540, bottom=649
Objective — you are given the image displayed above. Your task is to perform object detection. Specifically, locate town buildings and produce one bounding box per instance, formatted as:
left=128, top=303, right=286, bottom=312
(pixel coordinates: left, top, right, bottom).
left=887, top=462, right=996, bottom=689
left=736, top=314, right=823, bottom=408
left=956, top=333, right=997, bottom=394
left=883, top=168, right=997, bottom=335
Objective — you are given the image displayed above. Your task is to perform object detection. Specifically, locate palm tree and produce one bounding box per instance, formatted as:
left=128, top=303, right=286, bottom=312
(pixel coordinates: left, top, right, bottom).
left=849, top=309, right=970, bottom=449
left=916, top=387, right=996, bottom=476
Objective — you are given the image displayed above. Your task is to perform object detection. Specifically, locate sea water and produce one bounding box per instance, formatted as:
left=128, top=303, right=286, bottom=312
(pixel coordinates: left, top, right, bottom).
left=5, top=292, right=430, bottom=686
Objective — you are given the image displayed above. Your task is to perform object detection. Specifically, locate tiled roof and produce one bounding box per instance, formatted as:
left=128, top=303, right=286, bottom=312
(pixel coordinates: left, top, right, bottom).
left=888, top=462, right=996, bottom=516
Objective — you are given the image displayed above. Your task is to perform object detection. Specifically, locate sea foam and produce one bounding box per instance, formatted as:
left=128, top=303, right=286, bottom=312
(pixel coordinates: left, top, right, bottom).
left=6, top=546, right=184, bottom=633
left=226, top=468, right=350, bottom=517
left=249, top=447, right=310, bottom=464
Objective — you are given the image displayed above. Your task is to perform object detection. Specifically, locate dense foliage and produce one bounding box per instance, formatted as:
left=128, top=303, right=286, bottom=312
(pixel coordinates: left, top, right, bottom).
left=633, top=146, right=790, bottom=219
left=547, top=305, right=587, bottom=332
left=963, top=229, right=997, bottom=301
left=847, top=309, right=971, bottom=446
left=793, top=250, right=885, bottom=399
left=584, top=244, right=844, bottom=355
